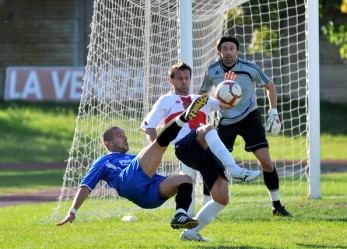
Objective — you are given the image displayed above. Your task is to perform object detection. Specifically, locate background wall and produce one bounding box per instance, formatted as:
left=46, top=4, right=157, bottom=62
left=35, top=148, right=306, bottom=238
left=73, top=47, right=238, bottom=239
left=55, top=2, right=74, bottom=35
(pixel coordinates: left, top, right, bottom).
left=0, top=0, right=93, bottom=99
left=0, top=0, right=346, bottom=103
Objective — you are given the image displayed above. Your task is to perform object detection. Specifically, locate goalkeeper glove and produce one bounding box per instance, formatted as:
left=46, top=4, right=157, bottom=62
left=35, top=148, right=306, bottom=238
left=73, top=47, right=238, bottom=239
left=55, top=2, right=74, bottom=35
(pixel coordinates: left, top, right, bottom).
left=265, top=108, right=281, bottom=136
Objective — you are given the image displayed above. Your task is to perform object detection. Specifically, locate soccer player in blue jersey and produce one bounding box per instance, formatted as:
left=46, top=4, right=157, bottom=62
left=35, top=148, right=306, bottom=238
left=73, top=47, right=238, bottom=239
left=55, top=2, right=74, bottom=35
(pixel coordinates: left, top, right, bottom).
left=199, top=35, right=293, bottom=217
left=56, top=95, right=209, bottom=229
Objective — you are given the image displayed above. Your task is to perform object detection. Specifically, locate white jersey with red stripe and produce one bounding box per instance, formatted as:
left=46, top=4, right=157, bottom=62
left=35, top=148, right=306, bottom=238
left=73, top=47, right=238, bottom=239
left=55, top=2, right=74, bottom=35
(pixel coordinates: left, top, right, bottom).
left=140, top=91, right=220, bottom=145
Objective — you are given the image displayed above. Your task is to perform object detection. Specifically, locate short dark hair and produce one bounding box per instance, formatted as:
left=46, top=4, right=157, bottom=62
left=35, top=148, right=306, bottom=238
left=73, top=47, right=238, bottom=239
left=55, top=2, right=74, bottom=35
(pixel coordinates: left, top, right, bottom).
left=216, top=36, right=240, bottom=52
left=102, top=126, right=121, bottom=143
left=168, top=60, right=192, bottom=79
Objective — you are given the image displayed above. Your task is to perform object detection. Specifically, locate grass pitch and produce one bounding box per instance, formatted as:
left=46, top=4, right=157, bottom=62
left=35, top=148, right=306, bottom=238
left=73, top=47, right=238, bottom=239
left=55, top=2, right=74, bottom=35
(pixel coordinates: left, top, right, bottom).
left=0, top=172, right=346, bottom=248
left=0, top=100, right=346, bottom=248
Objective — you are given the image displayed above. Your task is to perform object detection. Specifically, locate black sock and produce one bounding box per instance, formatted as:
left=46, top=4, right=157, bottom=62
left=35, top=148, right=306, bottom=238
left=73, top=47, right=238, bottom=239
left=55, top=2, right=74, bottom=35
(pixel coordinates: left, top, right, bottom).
left=156, top=118, right=183, bottom=147
left=203, top=184, right=210, bottom=196
left=179, top=112, right=189, bottom=122
left=263, top=167, right=282, bottom=208
left=263, top=167, right=279, bottom=191
left=273, top=200, right=282, bottom=208
left=175, top=183, right=193, bottom=214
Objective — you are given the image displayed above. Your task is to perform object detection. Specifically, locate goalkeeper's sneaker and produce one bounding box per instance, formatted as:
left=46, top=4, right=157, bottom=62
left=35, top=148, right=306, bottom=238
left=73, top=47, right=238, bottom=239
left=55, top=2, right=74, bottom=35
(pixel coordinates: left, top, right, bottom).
left=170, top=213, right=199, bottom=229
left=180, top=229, right=211, bottom=242
left=232, top=168, right=261, bottom=183
left=272, top=205, right=293, bottom=217
left=183, top=95, right=209, bottom=121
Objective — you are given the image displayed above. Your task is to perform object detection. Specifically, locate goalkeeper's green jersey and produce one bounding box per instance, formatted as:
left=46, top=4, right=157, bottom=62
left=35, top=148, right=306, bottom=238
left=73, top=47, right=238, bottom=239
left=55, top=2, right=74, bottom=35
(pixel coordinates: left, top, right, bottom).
left=200, top=58, right=270, bottom=125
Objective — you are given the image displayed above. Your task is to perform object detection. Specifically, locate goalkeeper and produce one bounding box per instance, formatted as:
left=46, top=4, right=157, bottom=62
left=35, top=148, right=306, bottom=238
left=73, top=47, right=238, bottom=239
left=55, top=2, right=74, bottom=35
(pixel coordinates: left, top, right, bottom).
left=199, top=35, right=292, bottom=217
left=56, top=95, right=209, bottom=229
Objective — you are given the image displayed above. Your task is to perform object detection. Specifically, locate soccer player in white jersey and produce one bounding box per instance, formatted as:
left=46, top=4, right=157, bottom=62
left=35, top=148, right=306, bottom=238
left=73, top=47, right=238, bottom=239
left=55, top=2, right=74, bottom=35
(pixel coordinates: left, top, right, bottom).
left=199, top=35, right=293, bottom=218
left=56, top=95, right=209, bottom=230
left=141, top=61, right=260, bottom=242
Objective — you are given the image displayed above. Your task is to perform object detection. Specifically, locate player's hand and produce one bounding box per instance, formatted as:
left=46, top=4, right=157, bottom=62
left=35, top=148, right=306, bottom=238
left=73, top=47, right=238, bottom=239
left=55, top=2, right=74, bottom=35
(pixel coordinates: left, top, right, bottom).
left=56, top=213, right=76, bottom=226
left=224, top=71, right=237, bottom=81
left=266, top=108, right=281, bottom=136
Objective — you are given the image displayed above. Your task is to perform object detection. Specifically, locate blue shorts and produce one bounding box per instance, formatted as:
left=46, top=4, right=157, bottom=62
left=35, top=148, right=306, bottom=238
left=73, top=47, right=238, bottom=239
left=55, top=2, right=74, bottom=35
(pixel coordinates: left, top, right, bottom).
left=174, top=129, right=227, bottom=191
left=118, top=157, right=167, bottom=209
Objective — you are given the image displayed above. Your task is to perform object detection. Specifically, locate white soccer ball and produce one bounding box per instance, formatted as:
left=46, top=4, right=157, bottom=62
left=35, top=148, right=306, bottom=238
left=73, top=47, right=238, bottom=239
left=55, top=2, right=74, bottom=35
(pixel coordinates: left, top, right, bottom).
left=214, top=80, right=242, bottom=108
left=121, top=215, right=137, bottom=222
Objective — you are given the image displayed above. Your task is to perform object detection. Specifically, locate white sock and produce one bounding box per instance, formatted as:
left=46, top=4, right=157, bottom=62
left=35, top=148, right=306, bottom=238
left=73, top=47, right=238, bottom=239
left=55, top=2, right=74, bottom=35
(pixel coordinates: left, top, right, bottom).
left=191, top=200, right=225, bottom=233
left=175, top=116, right=185, bottom=127
left=175, top=208, right=187, bottom=216
left=268, top=189, right=280, bottom=202
left=205, top=129, right=242, bottom=176
left=203, top=194, right=212, bottom=204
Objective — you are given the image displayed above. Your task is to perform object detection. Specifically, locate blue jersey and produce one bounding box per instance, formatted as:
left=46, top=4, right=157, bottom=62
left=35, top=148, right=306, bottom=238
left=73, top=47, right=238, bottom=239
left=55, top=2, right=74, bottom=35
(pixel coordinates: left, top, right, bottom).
left=81, top=152, right=167, bottom=209
left=200, top=58, right=270, bottom=124
left=81, top=152, right=136, bottom=190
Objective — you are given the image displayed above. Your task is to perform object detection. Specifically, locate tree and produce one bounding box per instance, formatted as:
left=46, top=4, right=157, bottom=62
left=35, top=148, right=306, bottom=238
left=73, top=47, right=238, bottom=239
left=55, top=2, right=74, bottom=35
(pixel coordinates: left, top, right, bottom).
left=320, top=0, right=347, bottom=63
left=228, top=0, right=347, bottom=64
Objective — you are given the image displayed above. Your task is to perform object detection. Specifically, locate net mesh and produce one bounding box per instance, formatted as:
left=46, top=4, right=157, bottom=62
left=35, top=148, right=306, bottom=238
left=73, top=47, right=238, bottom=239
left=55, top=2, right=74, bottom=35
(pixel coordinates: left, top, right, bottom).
left=52, top=0, right=309, bottom=220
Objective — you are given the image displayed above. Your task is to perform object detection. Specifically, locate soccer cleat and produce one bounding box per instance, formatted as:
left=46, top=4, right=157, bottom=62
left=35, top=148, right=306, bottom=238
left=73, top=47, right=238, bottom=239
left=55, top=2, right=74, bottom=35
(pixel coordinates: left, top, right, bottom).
left=183, top=95, right=209, bottom=121
left=272, top=205, right=293, bottom=217
left=180, top=229, right=211, bottom=242
left=232, top=168, right=261, bottom=183
left=170, top=213, right=199, bottom=229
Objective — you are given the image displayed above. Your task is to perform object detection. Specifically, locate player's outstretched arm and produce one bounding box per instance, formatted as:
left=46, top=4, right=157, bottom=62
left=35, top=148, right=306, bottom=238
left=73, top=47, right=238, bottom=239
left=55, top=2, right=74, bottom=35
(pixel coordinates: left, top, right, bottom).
left=56, top=211, right=76, bottom=226
left=56, top=186, right=91, bottom=226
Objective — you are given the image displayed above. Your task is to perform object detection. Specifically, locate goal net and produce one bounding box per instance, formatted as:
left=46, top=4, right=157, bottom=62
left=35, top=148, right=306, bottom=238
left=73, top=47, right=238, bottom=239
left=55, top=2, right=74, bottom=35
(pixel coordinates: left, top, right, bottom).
left=53, top=0, right=309, bottom=220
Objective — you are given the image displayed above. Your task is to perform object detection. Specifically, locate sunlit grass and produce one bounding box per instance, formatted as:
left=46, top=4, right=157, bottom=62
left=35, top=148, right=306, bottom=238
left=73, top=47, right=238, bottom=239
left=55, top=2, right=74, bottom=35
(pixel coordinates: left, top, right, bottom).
left=0, top=102, right=77, bottom=163
left=0, top=169, right=65, bottom=195
left=1, top=101, right=347, bottom=163
left=0, top=173, right=346, bottom=248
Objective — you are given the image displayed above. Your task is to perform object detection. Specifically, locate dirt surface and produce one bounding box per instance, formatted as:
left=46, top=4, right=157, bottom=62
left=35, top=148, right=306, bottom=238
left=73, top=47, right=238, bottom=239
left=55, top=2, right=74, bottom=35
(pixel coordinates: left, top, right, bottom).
left=0, top=189, right=61, bottom=207
left=0, top=160, right=346, bottom=208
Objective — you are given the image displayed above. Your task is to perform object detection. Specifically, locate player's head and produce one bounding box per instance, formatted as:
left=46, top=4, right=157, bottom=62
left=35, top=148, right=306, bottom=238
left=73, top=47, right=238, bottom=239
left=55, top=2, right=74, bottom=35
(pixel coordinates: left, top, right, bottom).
left=168, top=60, right=192, bottom=79
left=168, top=61, right=192, bottom=95
left=216, top=36, right=239, bottom=66
left=102, top=126, right=129, bottom=153
left=216, top=36, right=240, bottom=53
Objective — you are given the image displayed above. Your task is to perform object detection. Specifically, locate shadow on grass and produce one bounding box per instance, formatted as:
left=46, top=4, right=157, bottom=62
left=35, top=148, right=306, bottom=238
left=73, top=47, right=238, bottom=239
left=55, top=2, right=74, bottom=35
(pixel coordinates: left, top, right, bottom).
left=0, top=169, right=65, bottom=189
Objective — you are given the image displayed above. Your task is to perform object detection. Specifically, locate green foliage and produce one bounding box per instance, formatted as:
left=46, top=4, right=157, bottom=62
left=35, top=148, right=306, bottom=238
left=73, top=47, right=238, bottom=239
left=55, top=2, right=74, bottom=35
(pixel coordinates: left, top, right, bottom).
left=227, top=0, right=306, bottom=55
left=226, top=0, right=347, bottom=62
left=249, top=26, right=280, bottom=56
left=319, top=0, right=342, bottom=16
left=0, top=173, right=346, bottom=248
left=321, top=21, right=347, bottom=63
left=320, top=0, right=347, bottom=63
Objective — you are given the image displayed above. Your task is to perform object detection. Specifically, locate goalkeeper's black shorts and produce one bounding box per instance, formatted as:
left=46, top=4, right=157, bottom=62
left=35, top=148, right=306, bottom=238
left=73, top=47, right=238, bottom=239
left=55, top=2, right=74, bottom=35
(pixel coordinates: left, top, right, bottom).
left=217, top=108, right=269, bottom=153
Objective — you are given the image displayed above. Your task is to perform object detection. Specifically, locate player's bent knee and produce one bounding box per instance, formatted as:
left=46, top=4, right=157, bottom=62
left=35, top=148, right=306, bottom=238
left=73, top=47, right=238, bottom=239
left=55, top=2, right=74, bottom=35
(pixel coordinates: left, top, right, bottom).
left=196, top=125, right=215, bottom=143
left=261, top=160, right=274, bottom=172
left=180, top=174, right=193, bottom=184
left=196, top=124, right=213, bottom=135
left=202, top=124, right=214, bottom=133
left=213, top=195, right=229, bottom=206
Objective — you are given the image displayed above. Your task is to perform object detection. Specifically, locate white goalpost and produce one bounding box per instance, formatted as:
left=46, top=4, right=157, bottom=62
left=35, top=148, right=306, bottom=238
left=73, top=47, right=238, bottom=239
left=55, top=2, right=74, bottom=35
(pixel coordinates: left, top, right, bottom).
left=53, top=0, right=319, bottom=220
